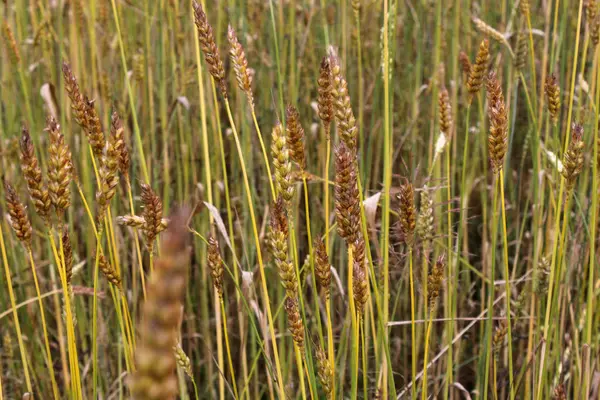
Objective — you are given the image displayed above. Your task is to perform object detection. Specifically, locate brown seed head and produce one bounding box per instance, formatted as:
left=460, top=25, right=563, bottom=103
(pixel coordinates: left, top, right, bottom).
left=486, top=71, right=508, bottom=173
left=111, top=110, right=130, bottom=177
left=439, top=87, right=452, bottom=139
left=428, top=255, right=445, bottom=306
left=271, top=122, right=295, bottom=207
left=552, top=384, right=567, bottom=400
left=314, top=237, right=332, bottom=297
left=458, top=51, right=471, bottom=76
left=315, top=345, right=332, bottom=397
left=353, top=257, right=368, bottom=314
left=286, top=105, right=306, bottom=169
left=544, top=74, right=561, bottom=125
left=330, top=55, right=358, bottom=151
left=193, top=1, right=227, bottom=98
left=334, top=142, right=360, bottom=243
left=129, top=208, right=191, bottom=400
left=3, top=22, right=20, bottom=65
left=141, top=184, right=164, bottom=249
left=19, top=126, right=52, bottom=223
left=62, top=63, right=105, bottom=156
left=398, top=182, right=416, bottom=246
left=46, top=116, right=73, bottom=217
left=62, top=227, right=73, bottom=285
left=284, top=296, right=305, bottom=351
left=227, top=26, right=254, bottom=106
left=98, top=254, right=122, bottom=289
left=4, top=182, right=32, bottom=247
left=467, top=39, right=490, bottom=102
left=207, top=236, right=224, bottom=297
left=562, top=123, right=585, bottom=190
left=317, top=56, right=334, bottom=130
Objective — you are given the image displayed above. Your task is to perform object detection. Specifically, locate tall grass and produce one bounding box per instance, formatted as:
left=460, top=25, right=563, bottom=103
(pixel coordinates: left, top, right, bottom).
left=1, top=0, right=599, bottom=399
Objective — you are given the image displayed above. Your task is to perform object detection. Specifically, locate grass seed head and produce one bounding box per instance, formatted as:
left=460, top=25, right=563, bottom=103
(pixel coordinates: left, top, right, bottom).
left=314, top=237, right=332, bottom=297
left=315, top=345, right=333, bottom=397
left=439, top=87, right=452, bottom=139
left=562, top=123, right=585, bottom=190
left=62, top=227, right=74, bottom=285
left=544, top=74, right=561, bottom=125
left=458, top=51, right=471, bottom=76
left=353, top=257, right=368, bottom=314
left=416, top=186, right=434, bottom=242
left=4, top=181, right=32, bottom=247
left=271, top=122, right=295, bottom=207
left=269, top=197, right=297, bottom=298
left=428, top=255, right=445, bottom=306
left=173, top=343, right=193, bottom=379
left=141, top=183, right=164, bottom=250
left=398, top=182, right=416, bottom=246
left=227, top=25, right=254, bottom=106
left=46, top=116, right=73, bottom=218
left=486, top=71, right=508, bottom=173
left=467, top=39, right=490, bottom=102
left=286, top=105, right=306, bottom=169
left=96, top=111, right=122, bottom=222
left=3, top=22, right=20, bottom=65
left=130, top=208, right=190, bottom=400
left=330, top=55, right=358, bottom=152
left=111, top=110, right=130, bottom=178
left=317, top=56, right=334, bottom=130
left=19, top=126, right=51, bottom=223
left=207, top=236, right=224, bottom=297
left=284, top=296, right=305, bottom=351
left=514, top=30, right=528, bottom=70
left=193, top=1, right=227, bottom=98
left=334, top=142, right=360, bottom=243
left=98, top=254, right=122, bottom=289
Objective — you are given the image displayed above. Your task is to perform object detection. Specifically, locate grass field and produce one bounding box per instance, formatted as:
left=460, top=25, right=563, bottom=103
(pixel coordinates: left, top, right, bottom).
left=1, top=0, right=600, bottom=398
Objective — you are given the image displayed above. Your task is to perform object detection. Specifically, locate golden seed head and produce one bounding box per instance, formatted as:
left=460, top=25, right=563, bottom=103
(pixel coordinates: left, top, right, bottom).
left=207, top=236, right=224, bottom=297
left=520, top=0, right=530, bottom=15
left=193, top=1, right=227, bottom=98
left=562, top=123, right=585, bottom=190
left=98, top=254, right=122, bottom=289
left=492, top=319, right=508, bottom=354
left=398, top=182, right=416, bottom=246
left=314, top=237, right=332, bottom=297
left=544, top=74, right=561, bottom=125
left=486, top=71, right=508, bottom=173
left=285, top=104, right=306, bottom=169
left=334, top=142, right=360, bottom=243
left=4, top=181, right=32, bottom=246
left=330, top=55, right=358, bottom=151
left=315, top=345, right=332, bottom=396
left=117, top=214, right=146, bottom=228
left=83, top=97, right=105, bottom=157
left=141, top=183, right=164, bottom=249
left=96, top=112, right=122, bottom=222
left=130, top=208, right=191, bottom=400
left=353, top=257, right=368, bottom=314
left=46, top=116, right=73, bottom=217
left=428, top=255, right=445, bottom=306
left=467, top=39, right=490, bottom=101
left=227, top=25, right=254, bottom=106
left=271, top=122, right=295, bottom=207
left=416, top=186, right=434, bottom=242
left=514, top=30, right=528, bottom=71
left=284, top=296, right=305, bottom=351
left=269, top=197, right=297, bottom=298
left=317, top=56, right=334, bottom=129
left=173, top=343, right=193, bottom=379
left=19, top=126, right=52, bottom=223
left=472, top=17, right=508, bottom=47
left=439, top=87, right=452, bottom=139
left=3, top=22, right=20, bottom=65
